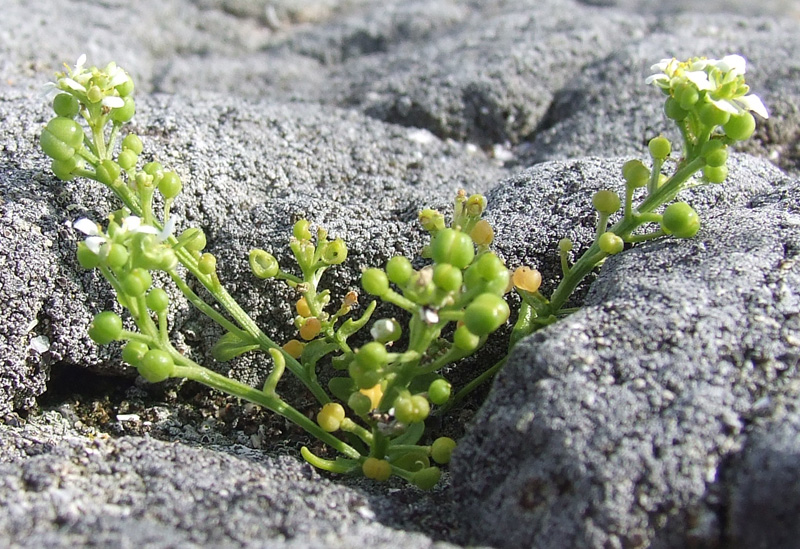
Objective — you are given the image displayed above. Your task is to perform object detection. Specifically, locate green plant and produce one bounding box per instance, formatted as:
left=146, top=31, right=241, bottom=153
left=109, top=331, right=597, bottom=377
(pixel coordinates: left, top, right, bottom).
left=40, top=54, right=767, bottom=487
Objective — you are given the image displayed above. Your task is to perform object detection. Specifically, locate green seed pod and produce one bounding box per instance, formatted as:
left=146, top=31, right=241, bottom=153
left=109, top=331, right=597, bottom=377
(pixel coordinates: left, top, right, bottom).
left=51, top=156, right=81, bottom=181
left=463, top=293, right=510, bottom=336
left=249, top=249, right=279, bottom=279
left=121, top=340, right=149, bottom=366
left=115, top=77, right=134, bottom=97
left=678, top=85, right=699, bottom=110
left=180, top=228, right=207, bottom=253
left=348, top=361, right=383, bottom=390
left=592, top=190, right=621, bottom=214
left=321, top=238, right=347, bottom=265
left=110, top=96, right=135, bottom=123
left=723, top=112, right=756, bottom=141
left=452, top=324, right=480, bottom=352
left=431, top=228, right=475, bottom=269
left=53, top=93, right=80, bottom=118
left=430, top=437, right=457, bottom=464
left=661, top=202, right=700, bottom=238
left=117, top=149, right=138, bottom=171
left=355, top=341, right=389, bottom=369
left=88, top=311, right=123, bottom=345
left=394, top=392, right=430, bottom=424
left=370, top=318, right=402, bottom=344
left=146, top=288, right=170, bottom=312
left=122, top=134, right=143, bottom=155
left=105, top=243, right=129, bottom=269
left=143, top=161, right=162, bottom=176
left=411, top=467, right=441, bottom=491
left=664, top=97, right=687, bottom=121
left=705, top=146, right=728, bottom=168
left=702, top=164, right=728, bottom=184
left=95, top=160, right=122, bottom=185
left=622, top=160, right=649, bottom=189
left=348, top=391, right=373, bottom=416
left=122, top=268, right=153, bottom=297
left=432, top=263, right=463, bottom=293
left=558, top=238, right=573, bottom=253
left=386, top=256, right=413, bottom=286
left=138, top=349, right=174, bottom=383
left=362, top=457, right=392, bottom=481
left=648, top=136, right=672, bottom=160
left=698, top=103, right=731, bottom=127
left=428, top=379, right=451, bottom=405
left=158, top=171, right=182, bottom=199
left=598, top=232, right=624, bottom=255
left=76, top=242, right=101, bottom=269
left=40, top=117, right=83, bottom=161
left=317, top=402, right=346, bottom=432
left=362, top=268, right=389, bottom=296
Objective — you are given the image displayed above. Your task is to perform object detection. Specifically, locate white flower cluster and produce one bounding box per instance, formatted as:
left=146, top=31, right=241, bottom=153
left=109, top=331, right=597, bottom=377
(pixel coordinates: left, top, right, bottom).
left=646, top=54, right=769, bottom=119
left=45, top=54, right=131, bottom=110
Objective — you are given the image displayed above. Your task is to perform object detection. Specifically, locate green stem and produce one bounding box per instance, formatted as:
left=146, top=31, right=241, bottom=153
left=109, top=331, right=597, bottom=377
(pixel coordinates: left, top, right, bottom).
left=172, top=362, right=359, bottom=459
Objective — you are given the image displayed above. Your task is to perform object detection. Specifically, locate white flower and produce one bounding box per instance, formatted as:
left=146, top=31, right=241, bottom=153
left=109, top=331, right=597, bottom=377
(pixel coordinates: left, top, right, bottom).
left=73, top=215, right=170, bottom=256
left=74, top=217, right=107, bottom=254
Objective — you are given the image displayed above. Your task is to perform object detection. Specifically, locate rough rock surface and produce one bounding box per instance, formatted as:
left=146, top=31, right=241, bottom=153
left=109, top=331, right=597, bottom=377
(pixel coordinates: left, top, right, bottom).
left=2, top=0, right=800, bottom=547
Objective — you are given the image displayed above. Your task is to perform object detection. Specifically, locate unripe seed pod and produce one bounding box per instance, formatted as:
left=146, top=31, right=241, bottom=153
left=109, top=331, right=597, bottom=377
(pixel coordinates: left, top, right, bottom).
left=105, top=243, right=129, bottom=269
left=198, top=253, right=216, bottom=275
left=705, top=146, right=728, bottom=168
left=664, top=97, right=687, bottom=121
left=433, top=263, right=463, bottom=293
left=622, top=160, right=649, bottom=188
left=40, top=117, right=83, bottom=161
left=411, top=467, right=441, bottom=490
left=598, top=232, right=624, bottom=255
left=53, top=93, right=80, bottom=118
left=321, top=238, right=347, bottom=265
left=116, top=77, right=134, bottom=97
left=348, top=391, right=372, bottom=416
left=452, top=324, right=480, bottom=352
left=138, top=349, right=174, bottom=383
left=648, top=136, right=672, bottom=160
left=146, top=288, right=170, bottom=312
left=661, top=202, right=700, bottom=238
left=317, top=403, right=346, bottom=432
left=122, top=340, right=149, bottom=366
left=386, top=256, right=413, bottom=285
left=362, top=458, right=392, bottom=481
left=592, top=190, right=621, bottom=214
left=88, top=311, right=123, bottom=344
left=370, top=318, right=402, bottom=343
left=122, top=134, right=143, bottom=155
left=118, top=149, right=138, bottom=171
left=464, top=293, right=510, bottom=336
left=296, top=297, right=312, bottom=318
left=110, top=96, right=135, bottom=123
left=428, top=379, right=451, bottom=405
left=362, top=268, right=389, bottom=296
left=431, top=228, right=474, bottom=269
left=698, top=103, right=730, bottom=127
left=158, top=171, right=182, bottom=199
left=470, top=219, right=494, bottom=246
left=249, top=249, right=279, bottom=278
left=723, top=112, right=756, bottom=141
left=76, top=242, right=101, bottom=269
left=430, top=437, right=457, bottom=464
left=703, top=164, right=728, bottom=184
left=293, top=219, right=312, bottom=241
left=122, top=268, right=152, bottom=296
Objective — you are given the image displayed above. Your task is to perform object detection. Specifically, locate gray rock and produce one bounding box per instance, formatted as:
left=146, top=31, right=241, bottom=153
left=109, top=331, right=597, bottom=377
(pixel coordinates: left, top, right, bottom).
left=452, top=157, right=800, bottom=548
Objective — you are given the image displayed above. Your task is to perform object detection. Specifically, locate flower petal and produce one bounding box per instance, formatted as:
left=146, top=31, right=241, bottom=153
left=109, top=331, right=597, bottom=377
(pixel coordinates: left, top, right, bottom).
left=74, top=218, right=100, bottom=236
left=62, top=78, right=86, bottom=92
left=685, top=71, right=713, bottom=91
left=709, top=98, right=740, bottom=115
left=736, top=94, right=769, bottom=119
left=645, top=73, right=669, bottom=85
left=85, top=236, right=105, bottom=255
left=717, top=54, right=747, bottom=76
left=158, top=217, right=176, bottom=242
left=102, top=96, right=125, bottom=109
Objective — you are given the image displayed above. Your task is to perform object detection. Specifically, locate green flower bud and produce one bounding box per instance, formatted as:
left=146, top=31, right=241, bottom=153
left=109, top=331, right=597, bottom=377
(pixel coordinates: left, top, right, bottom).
left=76, top=242, right=101, bottom=269
left=138, top=349, right=174, bottom=383
left=592, top=190, right=621, bottom=214
left=143, top=161, right=162, bottom=176
left=87, top=85, right=103, bottom=104
left=180, top=228, right=207, bottom=253
left=53, top=93, right=80, bottom=118
left=598, top=232, right=624, bottom=255
left=249, top=249, right=279, bottom=279
left=105, top=243, right=129, bottom=269
left=466, top=194, right=487, bottom=216
left=723, top=112, right=756, bottom=141
left=88, top=311, right=123, bottom=345
left=293, top=219, right=312, bottom=241
left=418, top=209, right=445, bottom=232
left=661, top=202, right=700, bottom=238
left=122, top=134, right=143, bottom=155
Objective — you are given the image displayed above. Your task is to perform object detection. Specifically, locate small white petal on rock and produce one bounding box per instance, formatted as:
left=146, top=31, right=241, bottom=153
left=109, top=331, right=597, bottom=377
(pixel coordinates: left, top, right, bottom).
left=28, top=335, right=50, bottom=353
